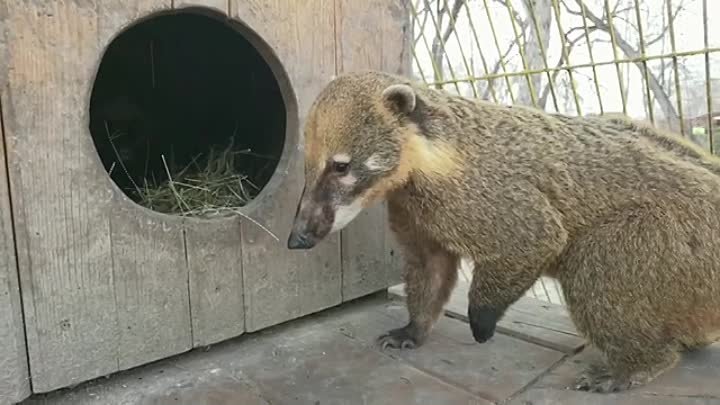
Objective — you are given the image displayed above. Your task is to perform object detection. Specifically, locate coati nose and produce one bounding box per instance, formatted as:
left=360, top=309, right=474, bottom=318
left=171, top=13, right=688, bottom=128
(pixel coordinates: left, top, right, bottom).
left=287, top=230, right=314, bottom=250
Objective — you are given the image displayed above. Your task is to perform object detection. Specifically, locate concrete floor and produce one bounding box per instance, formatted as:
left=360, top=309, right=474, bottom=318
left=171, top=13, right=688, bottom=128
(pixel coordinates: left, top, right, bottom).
left=18, top=292, right=720, bottom=405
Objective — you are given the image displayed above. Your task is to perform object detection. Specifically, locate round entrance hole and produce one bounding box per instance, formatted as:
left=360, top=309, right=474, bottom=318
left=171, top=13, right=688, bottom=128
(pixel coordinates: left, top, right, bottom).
left=89, top=10, right=288, bottom=218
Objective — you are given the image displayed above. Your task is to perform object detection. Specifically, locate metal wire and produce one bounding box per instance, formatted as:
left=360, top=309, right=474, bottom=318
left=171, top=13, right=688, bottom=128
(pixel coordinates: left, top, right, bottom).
left=409, top=0, right=718, bottom=305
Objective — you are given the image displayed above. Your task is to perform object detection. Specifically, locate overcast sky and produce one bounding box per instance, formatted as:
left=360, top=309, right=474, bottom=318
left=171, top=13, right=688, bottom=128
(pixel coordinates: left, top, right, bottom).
left=411, top=0, right=719, bottom=121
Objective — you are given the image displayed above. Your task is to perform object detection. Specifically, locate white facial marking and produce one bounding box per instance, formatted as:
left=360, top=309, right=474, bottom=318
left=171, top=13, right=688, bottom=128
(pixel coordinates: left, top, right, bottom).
left=331, top=199, right=364, bottom=233
left=332, top=153, right=351, bottom=164
left=339, top=173, right=357, bottom=186
left=364, top=154, right=385, bottom=171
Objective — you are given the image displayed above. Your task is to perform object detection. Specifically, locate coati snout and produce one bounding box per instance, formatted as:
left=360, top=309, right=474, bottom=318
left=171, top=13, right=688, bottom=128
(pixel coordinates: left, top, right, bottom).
left=287, top=76, right=427, bottom=249
left=287, top=155, right=366, bottom=249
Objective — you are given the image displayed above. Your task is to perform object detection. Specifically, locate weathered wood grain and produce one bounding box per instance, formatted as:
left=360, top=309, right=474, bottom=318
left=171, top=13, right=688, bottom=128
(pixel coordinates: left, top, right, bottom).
left=184, top=217, right=245, bottom=347
left=1, top=1, right=121, bottom=392
left=2, top=0, right=409, bottom=395
left=100, top=0, right=197, bottom=374
left=385, top=0, right=412, bottom=288
left=109, top=202, right=191, bottom=370
left=507, top=388, right=720, bottom=405
left=340, top=205, right=389, bottom=301
left=335, top=0, right=411, bottom=301
left=384, top=209, right=404, bottom=286
left=100, top=0, right=196, bottom=373
left=0, top=50, right=31, bottom=403
left=389, top=281, right=586, bottom=354
left=381, top=306, right=566, bottom=403
left=0, top=0, right=189, bottom=392
left=173, top=0, right=227, bottom=12
left=230, top=0, right=342, bottom=332
left=170, top=0, right=248, bottom=351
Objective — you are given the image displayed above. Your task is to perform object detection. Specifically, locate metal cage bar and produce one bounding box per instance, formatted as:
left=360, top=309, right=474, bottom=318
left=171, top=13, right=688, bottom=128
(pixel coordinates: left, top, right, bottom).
left=409, top=0, right=718, bottom=305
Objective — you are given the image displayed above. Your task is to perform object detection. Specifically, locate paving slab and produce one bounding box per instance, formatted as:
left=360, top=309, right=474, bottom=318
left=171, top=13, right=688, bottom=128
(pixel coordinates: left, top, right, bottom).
left=389, top=282, right=586, bottom=354
left=322, top=300, right=566, bottom=403
left=20, top=296, right=491, bottom=405
left=508, top=388, right=720, bottom=405
left=24, top=292, right=717, bottom=405
left=231, top=328, right=487, bottom=405
left=532, top=343, right=720, bottom=399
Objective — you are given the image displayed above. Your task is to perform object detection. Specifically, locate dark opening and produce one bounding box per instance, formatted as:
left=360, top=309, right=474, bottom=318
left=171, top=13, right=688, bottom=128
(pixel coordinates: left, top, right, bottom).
left=89, top=10, right=286, bottom=216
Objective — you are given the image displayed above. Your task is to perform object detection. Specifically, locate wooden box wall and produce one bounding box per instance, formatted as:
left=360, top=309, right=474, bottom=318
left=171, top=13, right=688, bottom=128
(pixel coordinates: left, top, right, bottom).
left=0, top=0, right=409, bottom=397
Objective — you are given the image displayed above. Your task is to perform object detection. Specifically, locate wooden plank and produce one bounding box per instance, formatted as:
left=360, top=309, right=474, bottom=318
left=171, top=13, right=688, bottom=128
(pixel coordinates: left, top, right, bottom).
left=239, top=327, right=487, bottom=405
left=109, top=202, right=190, bottom=370
left=340, top=205, right=389, bottom=301
left=389, top=280, right=586, bottom=353
left=385, top=0, right=412, bottom=288
left=173, top=0, right=227, bottom=12
left=0, top=1, right=121, bottom=392
left=534, top=343, right=720, bottom=399
left=315, top=299, right=565, bottom=403
left=0, top=87, right=31, bottom=404
left=2, top=0, right=184, bottom=392
left=174, top=0, right=246, bottom=351
left=230, top=0, right=342, bottom=332
left=508, top=388, right=720, bottom=405
left=98, top=0, right=193, bottom=375
left=384, top=207, right=404, bottom=286
left=158, top=0, right=248, bottom=350
left=99, top=0, right=187, bottom=375
left=19, top=296, right=489, bottom=405
left=336, top=0, right=411, bottom=301
left=381, top=308, right=566, bottom=403
left=185, top=217, right=245, bottom=347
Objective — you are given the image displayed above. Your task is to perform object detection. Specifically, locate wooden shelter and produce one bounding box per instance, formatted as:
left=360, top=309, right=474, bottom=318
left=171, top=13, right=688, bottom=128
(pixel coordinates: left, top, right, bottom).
left=0, top=1, right=409, bottom=402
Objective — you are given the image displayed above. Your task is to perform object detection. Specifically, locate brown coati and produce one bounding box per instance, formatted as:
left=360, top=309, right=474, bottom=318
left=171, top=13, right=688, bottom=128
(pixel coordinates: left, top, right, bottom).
left=287, top=70, right=720, bottom=393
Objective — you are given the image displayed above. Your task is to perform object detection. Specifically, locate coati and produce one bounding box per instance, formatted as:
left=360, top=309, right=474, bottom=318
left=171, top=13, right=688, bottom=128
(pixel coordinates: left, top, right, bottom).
left=286, top=70, right=720, bottom=393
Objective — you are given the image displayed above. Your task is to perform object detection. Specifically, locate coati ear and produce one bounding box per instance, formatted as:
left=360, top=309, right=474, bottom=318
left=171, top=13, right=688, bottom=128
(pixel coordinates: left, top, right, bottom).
left=381, top=84, right=416, bottom=115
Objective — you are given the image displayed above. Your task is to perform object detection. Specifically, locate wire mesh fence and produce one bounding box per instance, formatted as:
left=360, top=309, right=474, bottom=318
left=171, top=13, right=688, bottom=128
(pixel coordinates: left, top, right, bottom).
left=409, top=0, right=719, bottom=305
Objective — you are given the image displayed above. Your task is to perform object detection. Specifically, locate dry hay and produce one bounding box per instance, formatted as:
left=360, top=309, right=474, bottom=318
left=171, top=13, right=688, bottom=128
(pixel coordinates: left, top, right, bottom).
left=106, top=130, right=279, bottom=240
left=138, top=142, right=260, bottom=219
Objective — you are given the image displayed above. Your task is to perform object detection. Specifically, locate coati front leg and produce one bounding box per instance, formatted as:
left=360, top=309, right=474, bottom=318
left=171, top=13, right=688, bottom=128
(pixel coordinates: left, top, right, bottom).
left=467, top=260, right=547, bottom=343
left=378, top=212, right=459, bottom=349
left=467, top=196, right=567, bottom=344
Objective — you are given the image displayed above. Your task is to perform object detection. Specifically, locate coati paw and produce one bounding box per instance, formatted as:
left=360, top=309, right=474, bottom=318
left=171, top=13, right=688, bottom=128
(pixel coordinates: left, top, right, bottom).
left=468, top=306, right=501, bottom=343
left=573, top=364, right=619, bottom=393
left=377, top=326, right=422, bottom=350
left=573, top=365, right=645, bottom=393
left=574, top=353, right=679, bottom=393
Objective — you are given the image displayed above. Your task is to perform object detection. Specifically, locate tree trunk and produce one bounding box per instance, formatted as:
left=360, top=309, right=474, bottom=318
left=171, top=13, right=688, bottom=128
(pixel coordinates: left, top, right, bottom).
left=518, top=0, right=552, bottom=107
left=574, top=0, right=679, bottom=130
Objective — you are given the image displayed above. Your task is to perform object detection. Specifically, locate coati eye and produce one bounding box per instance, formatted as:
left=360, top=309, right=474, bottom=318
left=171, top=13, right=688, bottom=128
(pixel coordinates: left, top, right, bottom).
left=332, top=161, right=350, bottom=174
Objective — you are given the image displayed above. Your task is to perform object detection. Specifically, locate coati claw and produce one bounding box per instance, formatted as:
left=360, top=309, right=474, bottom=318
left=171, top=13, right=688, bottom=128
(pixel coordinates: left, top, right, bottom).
left=573, top=365, right=633, bottom=393
left=377, top=326, right=420, bottom=350
left=468, top=306, right=501, bottom=343
left=575, top=376, right=631, bottom=393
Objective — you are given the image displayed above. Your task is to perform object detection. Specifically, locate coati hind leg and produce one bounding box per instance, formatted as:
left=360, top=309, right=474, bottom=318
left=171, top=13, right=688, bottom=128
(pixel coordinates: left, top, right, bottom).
left=572, top=345, right=680, bottom=393
left=556, top=205, right=720, bottom=393
left=378, top=212, right=459, bottom=350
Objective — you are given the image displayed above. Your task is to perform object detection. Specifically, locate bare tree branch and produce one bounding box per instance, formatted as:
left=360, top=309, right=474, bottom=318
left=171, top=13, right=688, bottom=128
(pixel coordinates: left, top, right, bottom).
left=493, top=0, right=524, bottom=28
left=413, top=0, right=432, bottom=46
left=430, top=0, right=466, bottom=86
left=538, top=31, right=593, bottom=108
left=515, top=0, right=553, bottom=106
left=481, top=38, right=519, bottom=99
left=645, top=3, right=684, bottom=46
left=573, top=0, right=680, bottom=128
